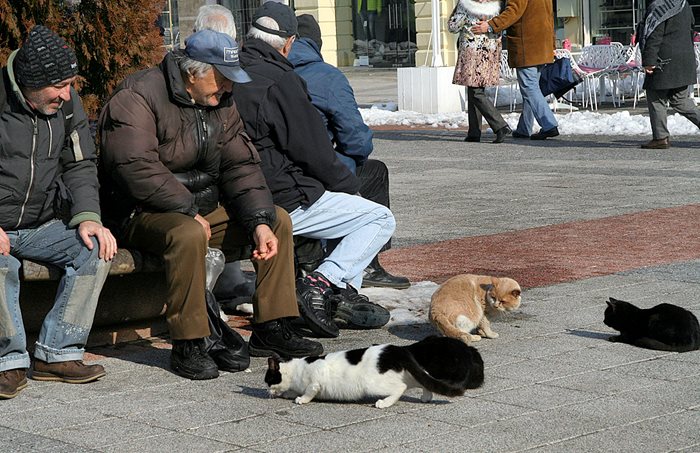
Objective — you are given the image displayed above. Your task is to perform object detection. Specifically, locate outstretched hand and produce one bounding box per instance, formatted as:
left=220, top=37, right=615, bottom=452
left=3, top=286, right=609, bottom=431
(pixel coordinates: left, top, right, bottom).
left=0, top=227, right=9, bottom=255
left=251, top=224, right=278, bottom=261
left=78, top=220, right=117, bottom=260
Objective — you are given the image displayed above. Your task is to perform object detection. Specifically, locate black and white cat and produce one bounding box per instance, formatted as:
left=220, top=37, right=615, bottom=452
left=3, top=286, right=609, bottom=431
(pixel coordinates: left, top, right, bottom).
left=604, top=297, right=700, bottom=352
left=264, top=336, right=484, bottom=408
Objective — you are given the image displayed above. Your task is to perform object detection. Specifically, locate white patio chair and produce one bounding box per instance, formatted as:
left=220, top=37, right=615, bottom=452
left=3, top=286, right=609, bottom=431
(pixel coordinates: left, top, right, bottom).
left=494, top=50, right=518, bottom=112
left=575, top=44, right=622, bottom=110
left=607, top=44, right=645, bottom=108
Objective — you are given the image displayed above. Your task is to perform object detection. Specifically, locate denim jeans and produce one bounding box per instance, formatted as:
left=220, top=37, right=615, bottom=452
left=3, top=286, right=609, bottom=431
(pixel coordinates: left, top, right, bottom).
left=289, top=191, right=395, bottom=290
left=515, top=66, right=558, bottom=135
left=0, top=219, right=110, bottom=371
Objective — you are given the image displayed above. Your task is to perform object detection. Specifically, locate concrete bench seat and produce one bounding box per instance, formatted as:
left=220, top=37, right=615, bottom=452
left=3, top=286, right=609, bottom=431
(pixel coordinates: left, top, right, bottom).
left=21, top=248, right=164, bottom=281
left=20, top=249, right=169, bottom=344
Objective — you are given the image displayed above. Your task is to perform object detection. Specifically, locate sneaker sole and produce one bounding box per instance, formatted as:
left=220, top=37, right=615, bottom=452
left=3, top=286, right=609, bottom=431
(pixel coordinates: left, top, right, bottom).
left=361, top=280, right=411, bottom=290
left=30, top=370, right=106, bottom=384
left=248, top=343, right=323, bottom=359
left=0, top=380, right=28, bottom=399
left=335, top=302, right=390, bottom=329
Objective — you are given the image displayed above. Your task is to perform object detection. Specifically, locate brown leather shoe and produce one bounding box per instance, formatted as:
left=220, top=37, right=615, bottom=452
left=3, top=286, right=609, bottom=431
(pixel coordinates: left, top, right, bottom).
left=30, top=359, right=106, bottom=384
left=640, top=138, right=670, bottom=149
left=0, top=369, right=28, bottom=399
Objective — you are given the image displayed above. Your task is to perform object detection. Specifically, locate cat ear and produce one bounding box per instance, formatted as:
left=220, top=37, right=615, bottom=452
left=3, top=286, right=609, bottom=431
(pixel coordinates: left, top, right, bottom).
left=480, top=283, right=494, bottom=293
left=512, top=289, right=521, bottom=298
left=606, top=299, right=615, bottom=310
left=268, top=356, right=280, bottom=372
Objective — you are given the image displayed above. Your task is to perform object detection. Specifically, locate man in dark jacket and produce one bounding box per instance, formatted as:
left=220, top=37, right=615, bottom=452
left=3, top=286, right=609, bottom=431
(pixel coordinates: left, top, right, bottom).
left=99, top=30, right=322, bottom=381
left=287, top=14, right=410, bottom=290
left=232, top=3, right=396, bottom=339
left=638, top=0, right=700, bottom=149
left=0, top=25, right=116, bottom=399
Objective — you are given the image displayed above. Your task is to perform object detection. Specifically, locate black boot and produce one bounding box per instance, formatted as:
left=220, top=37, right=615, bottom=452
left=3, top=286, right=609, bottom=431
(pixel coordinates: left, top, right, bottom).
left=170, top=339, right=219, bottom=380
left=361, top=256, right=410, bottom=289
left=248, top=318, right=324, bottom=358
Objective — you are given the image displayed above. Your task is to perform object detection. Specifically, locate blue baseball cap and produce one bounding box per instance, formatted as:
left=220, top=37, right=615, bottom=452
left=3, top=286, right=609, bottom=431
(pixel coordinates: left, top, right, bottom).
left=184, top=30, right=251, bottom=83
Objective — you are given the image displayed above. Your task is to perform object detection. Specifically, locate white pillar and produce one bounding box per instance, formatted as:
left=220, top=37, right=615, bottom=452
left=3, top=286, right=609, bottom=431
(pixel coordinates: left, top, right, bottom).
left=431, top=0, right=444, bottom=67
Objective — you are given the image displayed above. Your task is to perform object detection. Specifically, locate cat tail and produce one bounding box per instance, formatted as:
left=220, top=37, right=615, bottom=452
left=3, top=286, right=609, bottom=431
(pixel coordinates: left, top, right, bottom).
left=399, top=351, right=467, bottom=397
left=431, top=313, right=472, bottom=342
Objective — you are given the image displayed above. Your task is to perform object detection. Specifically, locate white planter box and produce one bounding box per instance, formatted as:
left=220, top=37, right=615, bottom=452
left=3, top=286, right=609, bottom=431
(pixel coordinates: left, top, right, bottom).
left=397, top=66, right=465, bottom=114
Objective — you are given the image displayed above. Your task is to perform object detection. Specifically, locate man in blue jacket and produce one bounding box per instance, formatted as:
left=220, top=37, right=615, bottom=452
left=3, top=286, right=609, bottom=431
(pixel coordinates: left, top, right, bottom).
left=288, top=14, right=409, bottom=290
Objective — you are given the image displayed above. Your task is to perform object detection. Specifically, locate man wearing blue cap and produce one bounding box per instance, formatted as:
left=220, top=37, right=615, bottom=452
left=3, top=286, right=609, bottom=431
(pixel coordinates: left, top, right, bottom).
left=99, top=29, right=323, bottom=381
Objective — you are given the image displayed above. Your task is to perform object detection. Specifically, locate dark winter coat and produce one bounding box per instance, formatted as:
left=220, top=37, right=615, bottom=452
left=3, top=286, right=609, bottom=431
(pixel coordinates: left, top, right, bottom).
left=232, top=38, right=359, bottom=213
left=0, top=51, right=101, bottom=231
left=98, top=51, right=275, bottom=236
left=641, top=3, right=697, bottom=91
left=489, top=0, right=555, bottom=68
left=287, top=38, right=373, bottom=174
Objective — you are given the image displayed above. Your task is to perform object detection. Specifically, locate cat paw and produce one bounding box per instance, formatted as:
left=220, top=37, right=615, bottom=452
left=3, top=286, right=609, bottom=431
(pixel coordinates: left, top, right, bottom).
left=294, top=396, right=310, bottom=405
left=420, top=390, right=433, bottom=403
left=375, top=399, right=396, bottom=409
left=468, top=334, right=482, bottom=342
left=485, top=332, right=499, bottom=339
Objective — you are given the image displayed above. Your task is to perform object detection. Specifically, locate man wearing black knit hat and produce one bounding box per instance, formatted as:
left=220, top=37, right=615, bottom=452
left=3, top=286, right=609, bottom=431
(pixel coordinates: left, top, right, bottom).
left=0, top=25, right=117, bottom=400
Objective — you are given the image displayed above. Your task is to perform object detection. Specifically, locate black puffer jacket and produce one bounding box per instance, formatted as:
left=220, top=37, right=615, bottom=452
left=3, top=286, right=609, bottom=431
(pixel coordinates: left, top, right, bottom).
left=99, top=51, right=275, bottom=236
left=232, top=38, right=359, bottom=213
left=0, top=50, right=101, bottom=231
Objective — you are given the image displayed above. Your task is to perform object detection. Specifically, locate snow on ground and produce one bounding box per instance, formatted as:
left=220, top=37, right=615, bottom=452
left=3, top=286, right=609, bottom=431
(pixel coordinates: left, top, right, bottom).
left=361, top=107, right=700, bottom=136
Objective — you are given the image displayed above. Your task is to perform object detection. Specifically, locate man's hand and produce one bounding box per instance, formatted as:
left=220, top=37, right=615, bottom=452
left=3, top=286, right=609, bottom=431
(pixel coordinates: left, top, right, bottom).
left=471, top=20, right=490, bottom=35
left=251, top=224, right=278, bottom=261
left=644, top=66, right=656, bottom=74
left=0, top=227, right=10, bottom=255
left=194, top=214, right=212, bottom=240
left=78, top=220, right=117, bottom=260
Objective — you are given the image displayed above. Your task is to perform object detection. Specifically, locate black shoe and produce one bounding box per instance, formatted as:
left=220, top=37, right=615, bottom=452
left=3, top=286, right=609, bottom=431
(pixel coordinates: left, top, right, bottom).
left=296, top=272, right=339, bottom=338
left=209, top=349, right=249, bottom=373
left=171, top=339, right=219, bottom=380
left=492, top=126, right=512, bottom=144
left=530, top=127, right=559, bottom=140
left=329, top=287, right=390, bottom=329
left=464, top=136, right=480, bottom=142
left=361, top=257, right=410, bottom=289
left=249, top=319, right=324, bottom=358
left=511, top=130, right=530, bottom=139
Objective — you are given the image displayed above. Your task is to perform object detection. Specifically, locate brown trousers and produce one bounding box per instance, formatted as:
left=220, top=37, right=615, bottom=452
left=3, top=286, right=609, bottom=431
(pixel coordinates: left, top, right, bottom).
left=122, top=206, right=299, bottom=340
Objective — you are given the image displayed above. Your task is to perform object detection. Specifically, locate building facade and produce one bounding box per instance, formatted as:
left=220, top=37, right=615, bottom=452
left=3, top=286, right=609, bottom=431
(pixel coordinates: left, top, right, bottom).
left=165, top=0, right=700, bottom=68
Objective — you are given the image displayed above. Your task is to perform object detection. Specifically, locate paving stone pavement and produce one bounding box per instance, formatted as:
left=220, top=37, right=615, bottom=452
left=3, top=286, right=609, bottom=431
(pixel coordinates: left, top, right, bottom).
left=2, top=91, right=700, bottom=451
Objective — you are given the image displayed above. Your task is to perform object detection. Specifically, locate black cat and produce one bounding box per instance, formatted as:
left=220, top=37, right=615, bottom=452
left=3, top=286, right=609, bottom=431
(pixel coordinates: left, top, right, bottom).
left=603, top=297, right=700, bottom=352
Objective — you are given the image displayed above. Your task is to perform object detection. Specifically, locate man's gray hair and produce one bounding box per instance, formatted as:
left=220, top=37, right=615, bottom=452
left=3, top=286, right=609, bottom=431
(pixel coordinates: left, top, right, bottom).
left=176, top=54, right=213, bottom=80
left=247, top=16, right=288, bottom=50
left=194, top=4, right=237, bottom=38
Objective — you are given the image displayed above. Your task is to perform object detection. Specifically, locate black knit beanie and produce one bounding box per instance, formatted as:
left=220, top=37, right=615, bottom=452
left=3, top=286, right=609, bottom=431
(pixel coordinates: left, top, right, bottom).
left=297, top=14, right=322, bottom=51
left=14, top=25, right=78, bottom=88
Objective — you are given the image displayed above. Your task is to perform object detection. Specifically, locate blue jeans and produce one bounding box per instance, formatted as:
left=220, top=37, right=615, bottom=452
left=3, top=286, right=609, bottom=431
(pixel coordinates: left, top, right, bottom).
left=0, top=219, right=110, bottom=372
left=515, top=66, right=558, bottom=135
left=290, top=191, right=395, bottom=290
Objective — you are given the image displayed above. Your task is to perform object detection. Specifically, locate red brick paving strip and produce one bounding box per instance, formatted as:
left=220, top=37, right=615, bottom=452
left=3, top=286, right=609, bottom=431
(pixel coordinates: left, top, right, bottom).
left=379, top=204, right=700, bottom=288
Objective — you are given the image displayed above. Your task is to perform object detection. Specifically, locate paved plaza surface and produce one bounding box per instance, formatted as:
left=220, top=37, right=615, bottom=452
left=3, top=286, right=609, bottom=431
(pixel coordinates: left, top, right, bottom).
left=2, top=76, right=699, bottom=452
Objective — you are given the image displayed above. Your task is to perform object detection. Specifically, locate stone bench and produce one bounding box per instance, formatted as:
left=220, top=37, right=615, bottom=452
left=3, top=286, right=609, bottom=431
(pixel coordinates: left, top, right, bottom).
left=20, top=249, right=170, bottom=345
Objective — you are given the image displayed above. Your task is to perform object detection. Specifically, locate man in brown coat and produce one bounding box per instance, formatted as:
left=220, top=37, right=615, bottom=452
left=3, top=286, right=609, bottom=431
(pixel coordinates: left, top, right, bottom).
left=99, top=30, right=322, bottom=381
left=473, top=0, right=559, bottom=140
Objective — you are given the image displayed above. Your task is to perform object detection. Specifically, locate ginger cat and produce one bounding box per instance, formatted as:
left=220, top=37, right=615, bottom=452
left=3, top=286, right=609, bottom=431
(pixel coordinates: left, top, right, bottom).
left=429, top=274, right=521, bottom=344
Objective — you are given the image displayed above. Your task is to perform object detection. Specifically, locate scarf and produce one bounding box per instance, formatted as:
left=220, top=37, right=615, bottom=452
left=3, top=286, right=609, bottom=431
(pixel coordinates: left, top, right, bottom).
left=637, top=0, right=687, bottom=51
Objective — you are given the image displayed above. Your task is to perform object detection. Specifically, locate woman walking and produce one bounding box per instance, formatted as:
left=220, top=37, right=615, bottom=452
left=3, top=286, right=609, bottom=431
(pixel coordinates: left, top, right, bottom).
left=449, top=0, right=510, bottom=143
